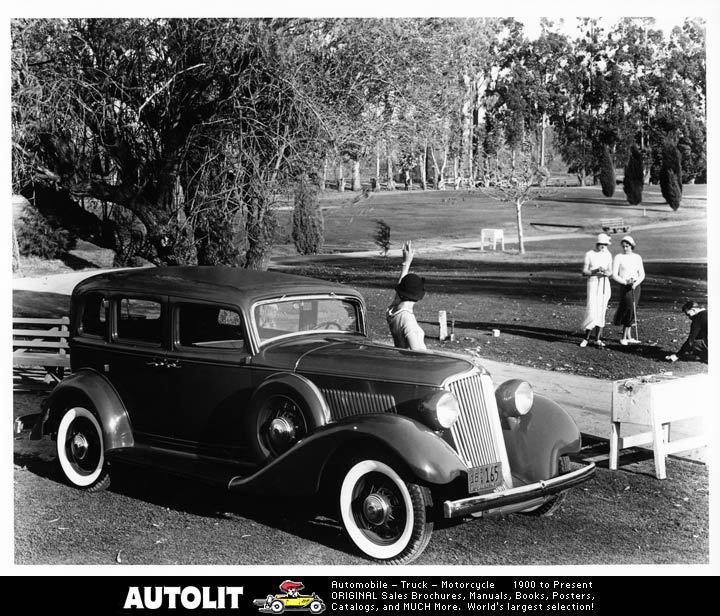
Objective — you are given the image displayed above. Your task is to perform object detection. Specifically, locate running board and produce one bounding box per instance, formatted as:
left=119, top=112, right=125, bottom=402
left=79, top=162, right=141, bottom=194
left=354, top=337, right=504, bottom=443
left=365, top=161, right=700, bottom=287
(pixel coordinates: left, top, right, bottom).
left=106, top=446, right=257, bottom=489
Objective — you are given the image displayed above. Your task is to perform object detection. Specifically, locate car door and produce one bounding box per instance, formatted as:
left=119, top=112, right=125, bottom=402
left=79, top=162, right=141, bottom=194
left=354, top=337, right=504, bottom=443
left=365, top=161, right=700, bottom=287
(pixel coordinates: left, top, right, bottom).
left=103, top=294, right=170, bottom=443
left=164, top=299, right=255, bottom=459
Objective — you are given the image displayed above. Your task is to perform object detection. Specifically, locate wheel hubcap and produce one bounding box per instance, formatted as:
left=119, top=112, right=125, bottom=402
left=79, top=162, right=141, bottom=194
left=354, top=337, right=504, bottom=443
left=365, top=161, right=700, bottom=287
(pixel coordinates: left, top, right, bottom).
left=70, top=433, right=89, bottom=461
left=262, top=396, right=307, bottom=457
left=363, top=493, right=391, bottom=526
left=268, top=417, right=295, bottom=451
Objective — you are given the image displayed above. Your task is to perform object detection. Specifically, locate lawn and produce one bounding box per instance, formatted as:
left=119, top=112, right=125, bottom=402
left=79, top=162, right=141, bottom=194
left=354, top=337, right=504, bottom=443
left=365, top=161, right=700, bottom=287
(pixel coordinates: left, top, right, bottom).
left=274, top=183, right=707, bottom=255
left=14, top=184, right=708, bottom=381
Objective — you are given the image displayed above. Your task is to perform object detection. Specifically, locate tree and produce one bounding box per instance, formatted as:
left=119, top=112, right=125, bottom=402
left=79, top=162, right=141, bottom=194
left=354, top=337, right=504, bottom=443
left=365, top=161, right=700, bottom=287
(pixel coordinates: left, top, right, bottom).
left=481, top=139, right=543, bottom=254
left=12, top=18, right=330, bottom=269
left=374, top=220, right=391, bottom=256
left=623, top=144, right=644, bottom=205
left=292, top=175, right=324, bottom=255
left=660, top=142, right=683, bottom=210
left=599, top=146, right=616, bottom=197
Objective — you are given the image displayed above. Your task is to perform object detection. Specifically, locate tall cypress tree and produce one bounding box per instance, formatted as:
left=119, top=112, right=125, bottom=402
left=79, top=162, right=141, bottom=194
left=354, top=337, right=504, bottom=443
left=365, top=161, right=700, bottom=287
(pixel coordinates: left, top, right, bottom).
left=660, top=142, right=683, bottom=211
left=623, top=145, right=644, bottom=205
left=599, top=146, right=616, bottom=198
left=292, top=175, right=324, bottom=255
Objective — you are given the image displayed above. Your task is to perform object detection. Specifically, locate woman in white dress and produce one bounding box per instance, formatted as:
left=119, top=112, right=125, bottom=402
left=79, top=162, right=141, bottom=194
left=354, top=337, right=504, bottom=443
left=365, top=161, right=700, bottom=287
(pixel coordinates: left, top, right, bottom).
left=612, top=235, right=645, bottom=345
left=579, top=233, right=613, bottom=347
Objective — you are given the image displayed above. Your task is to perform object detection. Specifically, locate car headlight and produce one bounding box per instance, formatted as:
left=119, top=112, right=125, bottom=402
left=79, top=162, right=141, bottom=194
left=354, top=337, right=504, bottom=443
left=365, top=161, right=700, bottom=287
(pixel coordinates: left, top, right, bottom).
left=495, top=379, right=534, bottom=417
left=419, top=391, right=460, bottom=429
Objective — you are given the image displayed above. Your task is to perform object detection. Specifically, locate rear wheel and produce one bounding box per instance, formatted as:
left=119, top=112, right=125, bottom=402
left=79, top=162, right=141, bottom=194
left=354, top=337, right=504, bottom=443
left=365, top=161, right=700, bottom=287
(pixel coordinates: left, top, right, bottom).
left=522, top=455, right=571, bottom=517
left=339, top=459, right=433, bottom=564
left=56, top=405, right=111, bottom=492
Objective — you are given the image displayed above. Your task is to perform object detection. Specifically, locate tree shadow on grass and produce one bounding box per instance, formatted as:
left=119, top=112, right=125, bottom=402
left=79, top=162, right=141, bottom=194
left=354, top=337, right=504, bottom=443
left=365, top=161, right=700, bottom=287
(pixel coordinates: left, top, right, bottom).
left=605, top=341, right=680, bottom=361
left=60, top=252, right=101, bottom=271
left=13, top=290, right=71, bottom=318
left=548, top=195, right=669, bottom=210
left=434, top=319, right=576, bottom=344
left=287, top=257, right=706, bottom=306
left=15, top=443, right=355, bottom=560
left=107, top=463, right=354, bottom=559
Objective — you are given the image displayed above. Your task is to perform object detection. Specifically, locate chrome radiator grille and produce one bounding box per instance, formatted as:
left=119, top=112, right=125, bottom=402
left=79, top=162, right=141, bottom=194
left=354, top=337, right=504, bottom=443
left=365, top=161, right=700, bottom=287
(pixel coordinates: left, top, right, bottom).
left=321, top=388, right=396, bottom=421
left=447, top=371, right=513, bottom=489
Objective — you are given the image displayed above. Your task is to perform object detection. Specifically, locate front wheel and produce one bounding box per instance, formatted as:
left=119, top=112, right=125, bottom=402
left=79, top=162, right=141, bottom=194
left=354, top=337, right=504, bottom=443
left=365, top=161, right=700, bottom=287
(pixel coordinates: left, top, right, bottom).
left=56, top=405, right=111, bottom=492
left=339, top=459, right=433, bottom=564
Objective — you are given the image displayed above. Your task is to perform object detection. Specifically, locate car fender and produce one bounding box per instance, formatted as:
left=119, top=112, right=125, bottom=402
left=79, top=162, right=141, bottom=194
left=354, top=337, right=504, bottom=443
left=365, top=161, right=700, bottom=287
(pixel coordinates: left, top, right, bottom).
left=35, top=368, right=134, bottom=451
left=231, top=413, right=466, bottom=494
left=252, top=372, right=332, bottom=425
left=502, top=394, right=581, bottom=482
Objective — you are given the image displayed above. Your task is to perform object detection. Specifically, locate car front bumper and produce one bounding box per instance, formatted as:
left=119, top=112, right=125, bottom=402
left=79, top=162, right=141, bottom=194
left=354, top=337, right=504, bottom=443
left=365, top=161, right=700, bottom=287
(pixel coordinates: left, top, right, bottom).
left=443, top=462, right=596, bottom=518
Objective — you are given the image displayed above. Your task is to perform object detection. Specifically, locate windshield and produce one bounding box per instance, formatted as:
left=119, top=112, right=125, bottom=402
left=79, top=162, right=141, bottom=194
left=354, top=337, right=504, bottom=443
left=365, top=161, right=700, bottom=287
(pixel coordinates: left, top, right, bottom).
left=253, top=296, right=362, bottom=345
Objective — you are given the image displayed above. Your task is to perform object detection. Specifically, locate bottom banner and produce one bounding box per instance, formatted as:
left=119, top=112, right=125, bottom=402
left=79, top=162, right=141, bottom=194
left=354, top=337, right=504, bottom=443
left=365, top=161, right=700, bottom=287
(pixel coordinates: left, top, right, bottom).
left=1, top=575, right=714, bottom=614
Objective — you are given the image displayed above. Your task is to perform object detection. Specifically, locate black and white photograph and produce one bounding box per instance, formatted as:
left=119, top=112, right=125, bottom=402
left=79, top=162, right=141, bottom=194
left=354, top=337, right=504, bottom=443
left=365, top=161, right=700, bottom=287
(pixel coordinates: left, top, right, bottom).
left=6, top=1, right=717, bottom=580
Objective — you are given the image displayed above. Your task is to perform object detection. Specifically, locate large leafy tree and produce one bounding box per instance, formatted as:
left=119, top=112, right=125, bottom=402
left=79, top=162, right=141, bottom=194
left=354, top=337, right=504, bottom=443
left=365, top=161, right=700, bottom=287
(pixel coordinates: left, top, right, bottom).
left=12, top=18, right=329, bottom=268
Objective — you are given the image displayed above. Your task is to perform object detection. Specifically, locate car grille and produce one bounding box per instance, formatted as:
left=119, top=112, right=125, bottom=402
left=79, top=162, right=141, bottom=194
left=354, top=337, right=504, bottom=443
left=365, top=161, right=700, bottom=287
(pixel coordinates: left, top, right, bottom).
left=321, top=388, right=397, bottom=420
left=446, top=371, right=513, bottom=490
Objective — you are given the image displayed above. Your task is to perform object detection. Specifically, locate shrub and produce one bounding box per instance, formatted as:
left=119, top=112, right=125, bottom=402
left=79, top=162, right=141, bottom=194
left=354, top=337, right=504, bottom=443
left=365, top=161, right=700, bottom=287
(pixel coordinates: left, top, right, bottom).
left=17, top=205, right=74, bottom=259
left=622, top=145, right=644, bottom=205
left=599, top=146, right=615, bottom=198
left=292, top=176, right=324, bottom=255
left=660, top=143, right=683, bottom=211
left=374, top=220, right=391, bottom=256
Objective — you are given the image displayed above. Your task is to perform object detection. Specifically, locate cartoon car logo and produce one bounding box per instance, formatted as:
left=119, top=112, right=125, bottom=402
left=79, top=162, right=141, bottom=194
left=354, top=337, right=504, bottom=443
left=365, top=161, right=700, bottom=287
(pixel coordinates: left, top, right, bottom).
left=253, top=580, right=326, bottom=614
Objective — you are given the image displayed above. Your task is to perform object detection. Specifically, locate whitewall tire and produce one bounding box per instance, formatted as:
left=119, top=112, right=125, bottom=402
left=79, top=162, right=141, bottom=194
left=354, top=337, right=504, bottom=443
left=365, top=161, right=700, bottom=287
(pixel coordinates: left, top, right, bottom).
left=339, top=459, right=433, bottom=564
left=56, top=406, right=111, bottom=491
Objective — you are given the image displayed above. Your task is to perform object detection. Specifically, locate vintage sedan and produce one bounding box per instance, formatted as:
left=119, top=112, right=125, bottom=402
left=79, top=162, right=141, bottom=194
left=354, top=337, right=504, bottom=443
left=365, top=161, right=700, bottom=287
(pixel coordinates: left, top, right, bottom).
left=30, top=266, right=595, bottom=564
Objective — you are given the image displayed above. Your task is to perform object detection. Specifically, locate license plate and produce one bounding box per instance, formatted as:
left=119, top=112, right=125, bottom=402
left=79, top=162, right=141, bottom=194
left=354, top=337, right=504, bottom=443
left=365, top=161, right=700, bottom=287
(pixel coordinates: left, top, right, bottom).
left=467, top=462, right=502, bottom=493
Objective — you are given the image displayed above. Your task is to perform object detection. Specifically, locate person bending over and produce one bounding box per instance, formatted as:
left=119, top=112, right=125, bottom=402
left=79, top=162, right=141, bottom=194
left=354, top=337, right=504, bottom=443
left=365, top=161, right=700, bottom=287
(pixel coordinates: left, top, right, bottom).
left=666, top=301, right=708, bottom=363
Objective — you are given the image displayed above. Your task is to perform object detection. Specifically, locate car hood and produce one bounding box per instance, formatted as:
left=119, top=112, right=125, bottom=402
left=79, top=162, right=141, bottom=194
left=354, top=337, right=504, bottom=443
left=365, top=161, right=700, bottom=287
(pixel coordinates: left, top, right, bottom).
left=254, top=336, right=476, bottom=387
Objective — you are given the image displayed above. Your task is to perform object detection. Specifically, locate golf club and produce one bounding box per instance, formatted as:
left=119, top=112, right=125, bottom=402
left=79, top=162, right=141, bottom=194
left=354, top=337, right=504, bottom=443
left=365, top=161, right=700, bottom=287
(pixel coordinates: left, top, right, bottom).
left=631, top=286, right=639, bottom=342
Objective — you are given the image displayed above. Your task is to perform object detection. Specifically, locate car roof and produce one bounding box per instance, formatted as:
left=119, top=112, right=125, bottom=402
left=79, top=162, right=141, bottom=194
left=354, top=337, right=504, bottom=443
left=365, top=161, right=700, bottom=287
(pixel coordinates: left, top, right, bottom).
left=72, top=266, right=363, bottom=306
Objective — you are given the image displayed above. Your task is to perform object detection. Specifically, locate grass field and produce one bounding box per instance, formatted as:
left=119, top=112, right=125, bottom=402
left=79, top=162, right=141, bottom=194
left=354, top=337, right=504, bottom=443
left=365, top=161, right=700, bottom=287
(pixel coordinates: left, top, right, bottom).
left=274, top=183, right=707, bottom=256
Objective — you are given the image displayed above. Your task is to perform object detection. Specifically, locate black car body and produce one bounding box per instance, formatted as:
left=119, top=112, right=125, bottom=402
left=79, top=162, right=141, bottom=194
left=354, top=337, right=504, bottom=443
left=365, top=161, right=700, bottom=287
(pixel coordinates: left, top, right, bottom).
left=31, top=266, right=595, bottom=563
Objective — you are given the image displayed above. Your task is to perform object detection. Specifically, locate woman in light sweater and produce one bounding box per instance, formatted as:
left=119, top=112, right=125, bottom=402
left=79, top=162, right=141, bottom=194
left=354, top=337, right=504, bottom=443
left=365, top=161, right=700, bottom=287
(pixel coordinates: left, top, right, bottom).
left=386, top=240, right=427, bottom=351
left=612, top=235, right=645, bottom=345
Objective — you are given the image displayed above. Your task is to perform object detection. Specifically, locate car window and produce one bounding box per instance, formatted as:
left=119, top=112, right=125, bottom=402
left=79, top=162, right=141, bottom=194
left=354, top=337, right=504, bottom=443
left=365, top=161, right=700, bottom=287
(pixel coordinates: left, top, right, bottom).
left=177, top=303, right=246, bottom=350
left=116, top=297, right=162, bottom=345
left=254, top=297, right=360, bottom=345
left=79, top=293, right=108, bottom=338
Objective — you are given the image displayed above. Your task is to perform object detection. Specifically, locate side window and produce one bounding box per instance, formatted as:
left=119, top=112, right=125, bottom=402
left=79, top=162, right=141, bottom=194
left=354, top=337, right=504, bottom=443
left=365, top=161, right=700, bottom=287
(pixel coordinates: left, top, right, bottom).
left=116, top=297, right=163, bottom=345
left=177, top=304, right=246, bottom=350
left=79, top=293, right=108, bottom=338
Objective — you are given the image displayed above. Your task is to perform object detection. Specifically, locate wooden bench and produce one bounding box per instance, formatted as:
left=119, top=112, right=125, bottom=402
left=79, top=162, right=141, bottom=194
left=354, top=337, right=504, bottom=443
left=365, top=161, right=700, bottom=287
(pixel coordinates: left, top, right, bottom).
left=480, top=228, right=505, bottom=251
left=600, top=218, right=631, bottom=234
left=13, top=317, right=70, bottom=381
